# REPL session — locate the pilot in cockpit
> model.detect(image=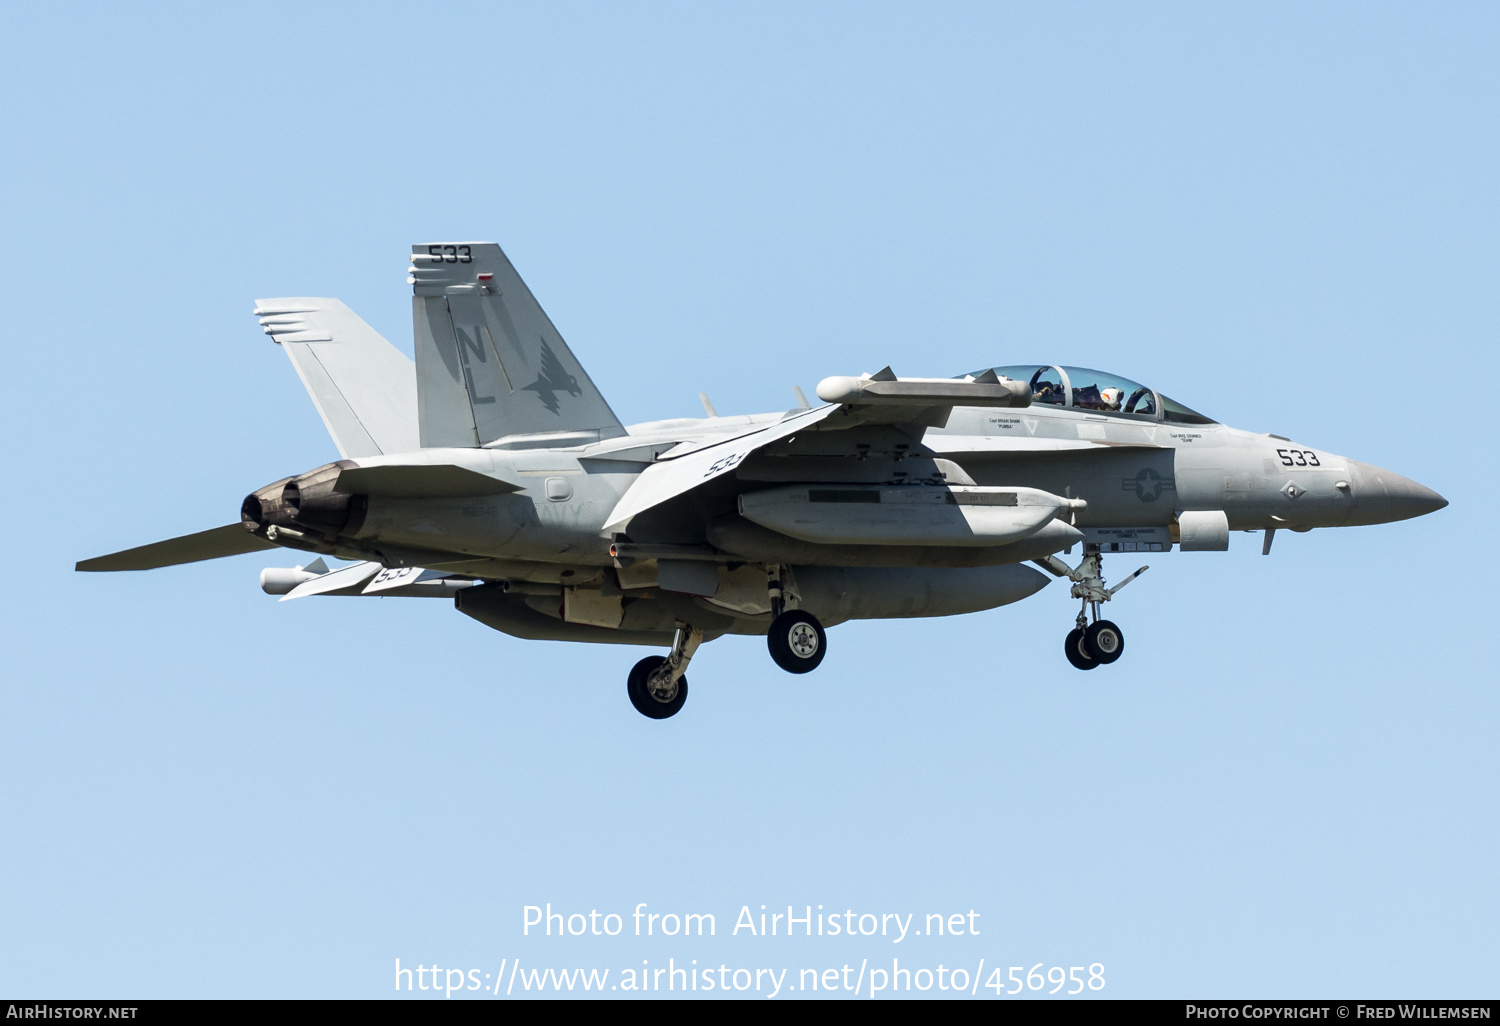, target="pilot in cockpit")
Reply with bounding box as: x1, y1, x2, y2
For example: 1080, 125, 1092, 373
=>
1033, 379, 1065, 404
1071, 383, 1123, 412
